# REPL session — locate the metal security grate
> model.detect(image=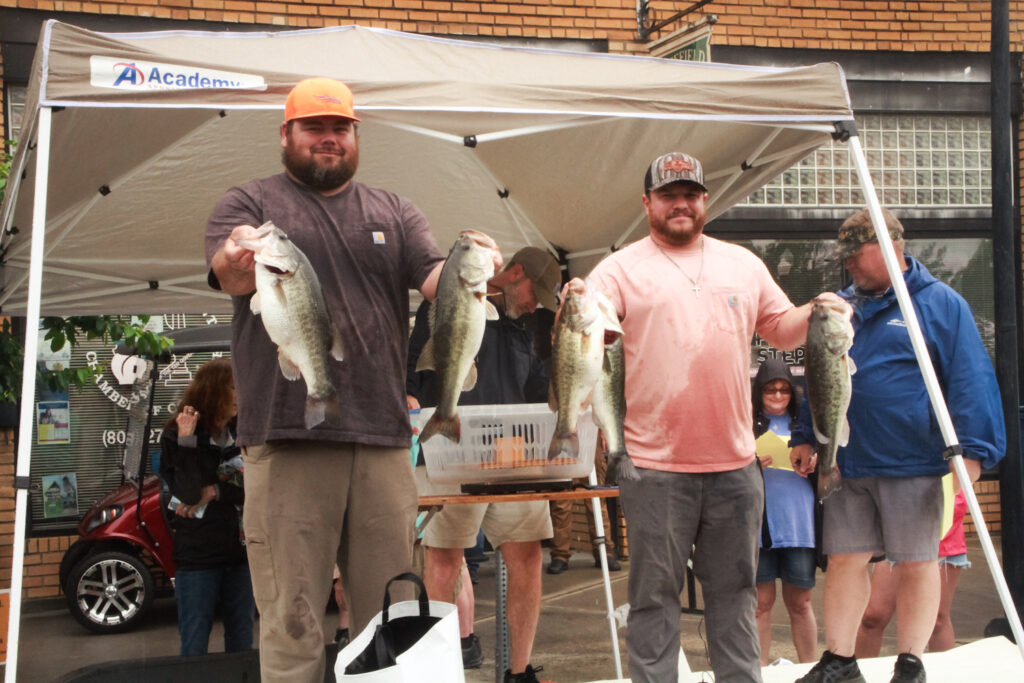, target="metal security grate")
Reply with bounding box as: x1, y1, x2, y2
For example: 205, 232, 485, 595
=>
744, 114, 992, 208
